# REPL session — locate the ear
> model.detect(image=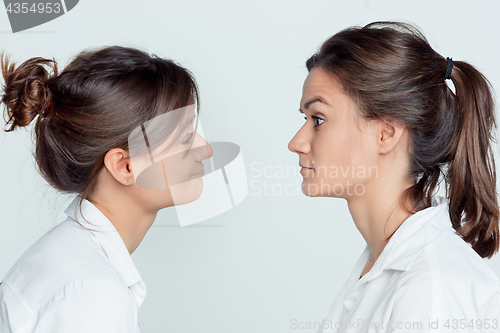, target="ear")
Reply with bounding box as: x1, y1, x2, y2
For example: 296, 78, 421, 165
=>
103, 148, 134, 185
377, 117, 406, 154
